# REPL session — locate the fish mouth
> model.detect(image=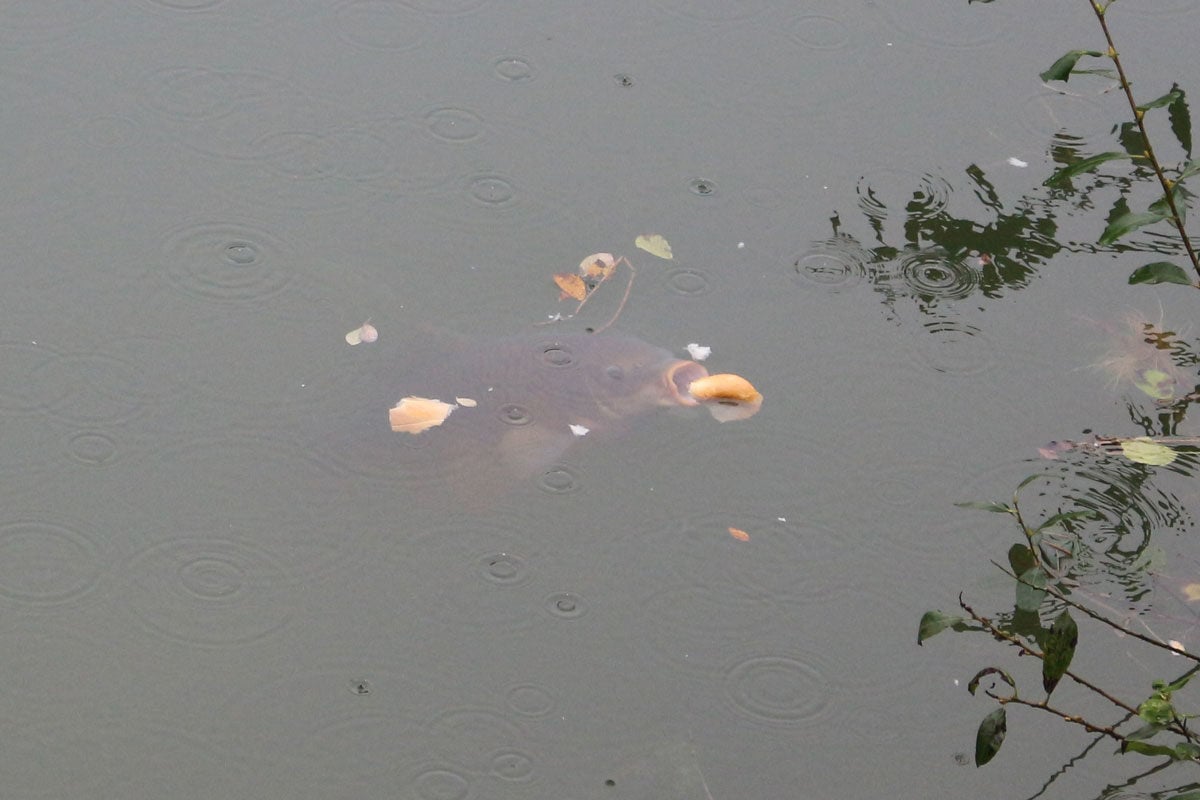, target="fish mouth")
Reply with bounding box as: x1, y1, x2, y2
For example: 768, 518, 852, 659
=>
663, 360, 710, 406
